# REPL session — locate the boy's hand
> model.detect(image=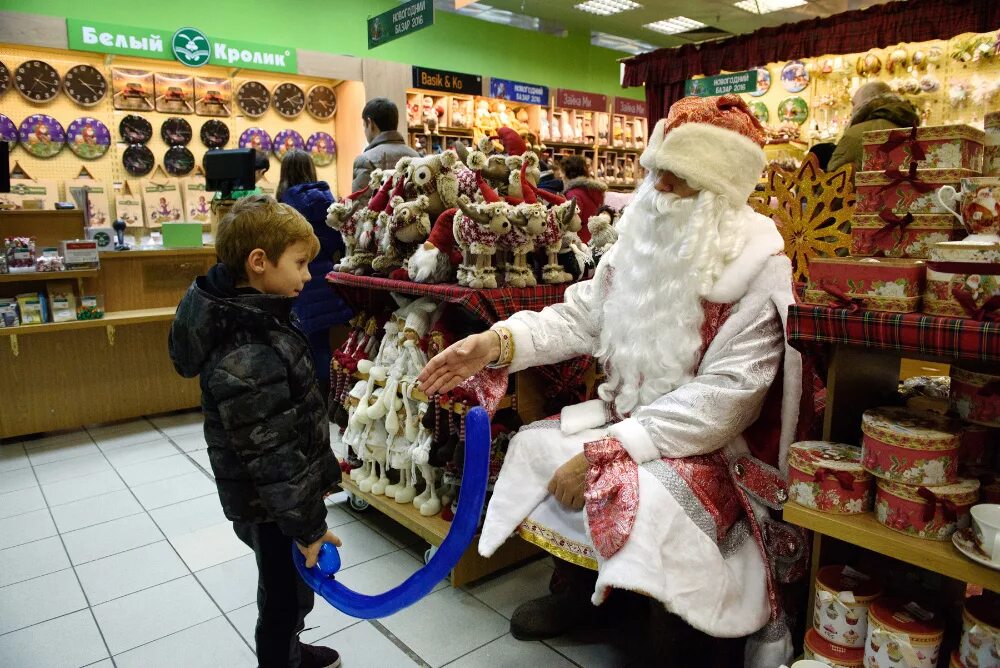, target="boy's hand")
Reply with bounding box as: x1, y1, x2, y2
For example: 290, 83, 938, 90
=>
297, 530, 343, 568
